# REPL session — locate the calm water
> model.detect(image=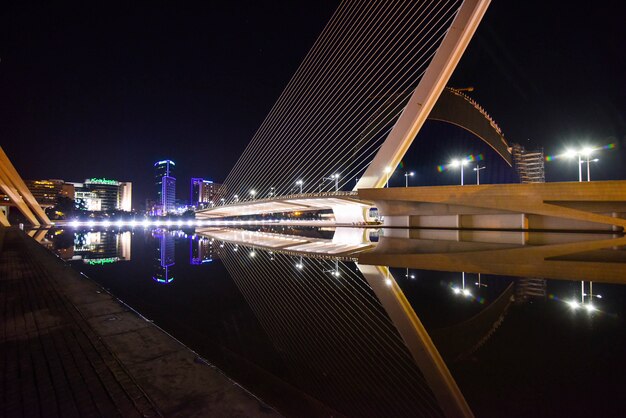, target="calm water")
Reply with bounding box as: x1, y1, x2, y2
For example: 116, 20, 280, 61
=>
42, 226, 626, 417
